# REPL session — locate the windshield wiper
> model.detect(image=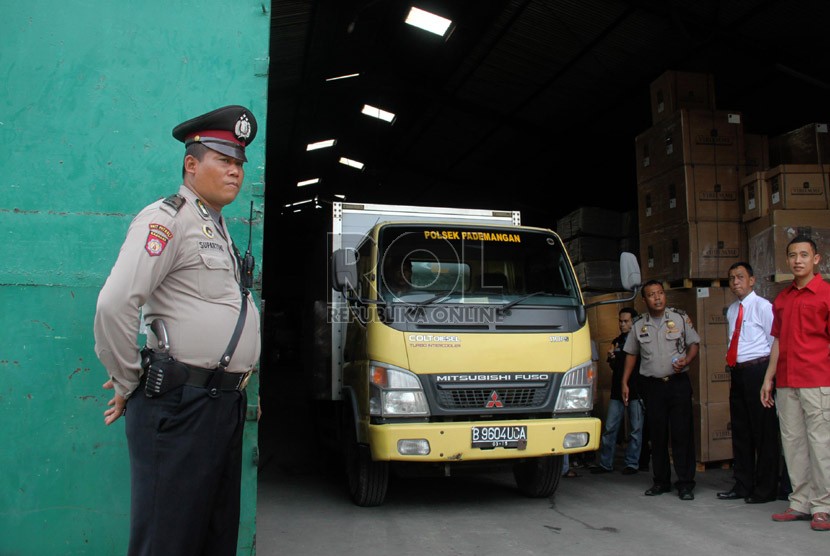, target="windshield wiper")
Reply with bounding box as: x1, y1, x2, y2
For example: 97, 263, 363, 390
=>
412, 290, 457, 306
497, 291, 555, 313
